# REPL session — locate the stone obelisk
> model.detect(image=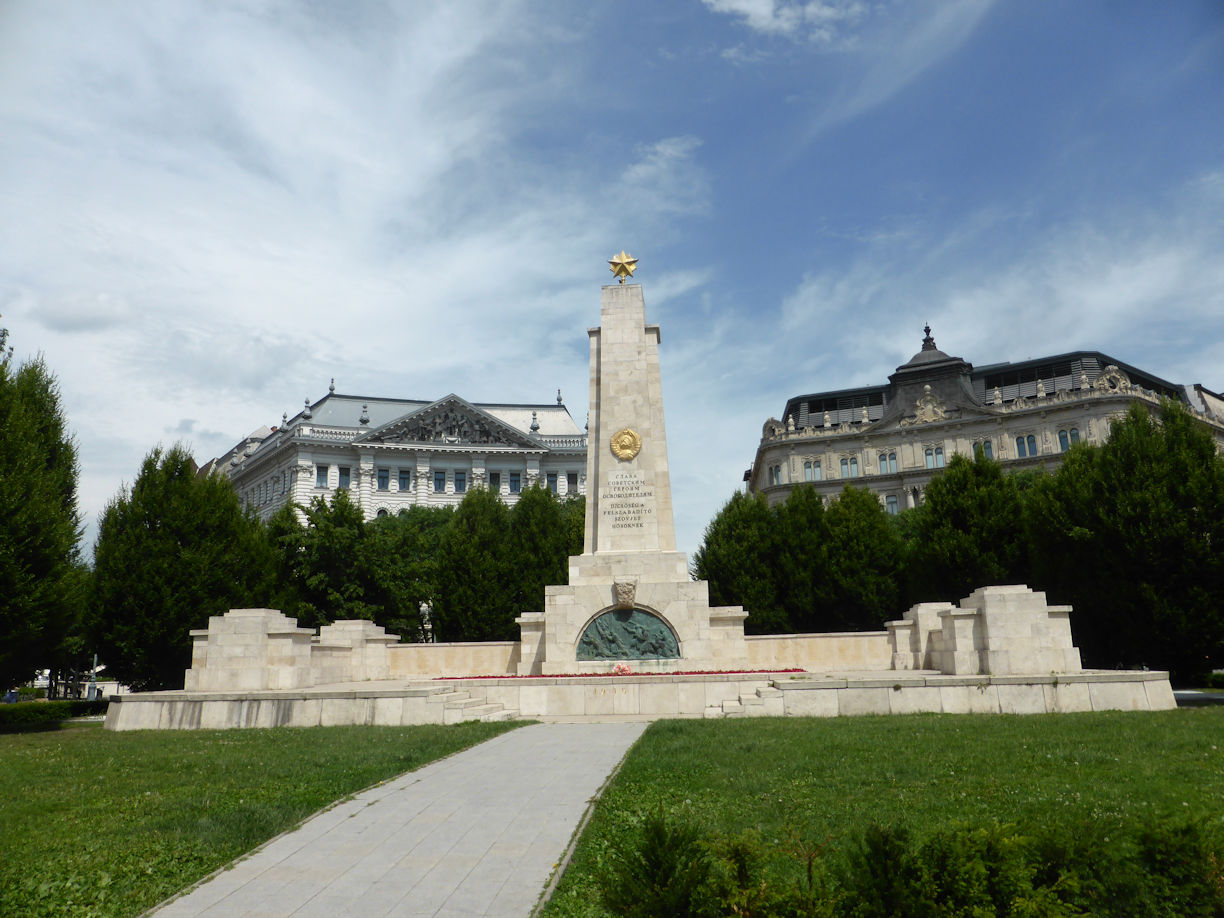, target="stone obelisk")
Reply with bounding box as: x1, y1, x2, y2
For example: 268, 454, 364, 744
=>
584, 280, 677, 556
516, 256, 748, 674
